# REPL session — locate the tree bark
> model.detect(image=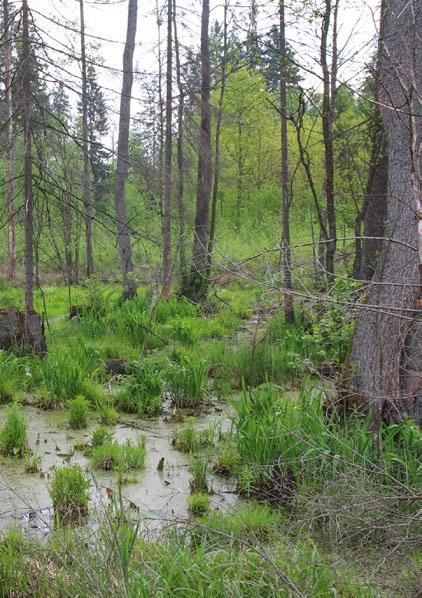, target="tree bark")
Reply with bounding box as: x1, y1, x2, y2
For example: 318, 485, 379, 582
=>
114, 0, 138, 299
173, 0, 186, 278
3, 0, 15, 280
347, 0, 422, 427
182, 0, 212, 302
279, 0, 294, 323
320, 0, 337, 279
162, 0, 173, 298
79, 0, 94, 277
207, 0, 228, 277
